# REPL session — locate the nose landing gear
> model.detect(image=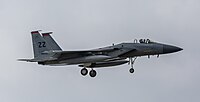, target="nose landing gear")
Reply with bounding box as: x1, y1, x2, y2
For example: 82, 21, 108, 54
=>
129, 57, 137, 74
